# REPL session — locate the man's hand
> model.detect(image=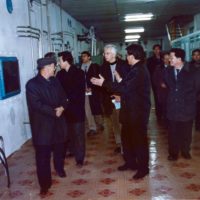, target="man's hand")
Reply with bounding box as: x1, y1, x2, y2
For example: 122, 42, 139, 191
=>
86, 88, 92, 92
161, 83, 167, 88
113, 70, 122, 83
111, 95, 121, 102
55, 106, 64, 117
91, 74, 105, 86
